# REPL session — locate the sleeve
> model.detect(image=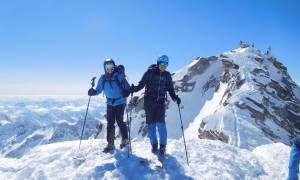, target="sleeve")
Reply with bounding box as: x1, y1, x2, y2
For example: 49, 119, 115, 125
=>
135, 70, 150, 92
166, 72, 177, 100
95, 75, 104, 95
